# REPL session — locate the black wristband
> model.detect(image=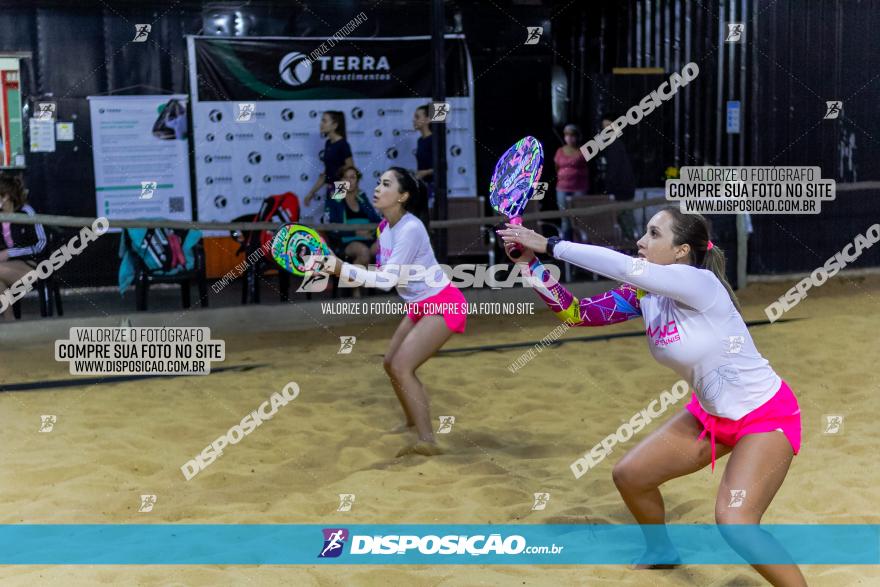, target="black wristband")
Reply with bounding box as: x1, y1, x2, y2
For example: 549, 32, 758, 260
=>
546, 236, 562, 257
